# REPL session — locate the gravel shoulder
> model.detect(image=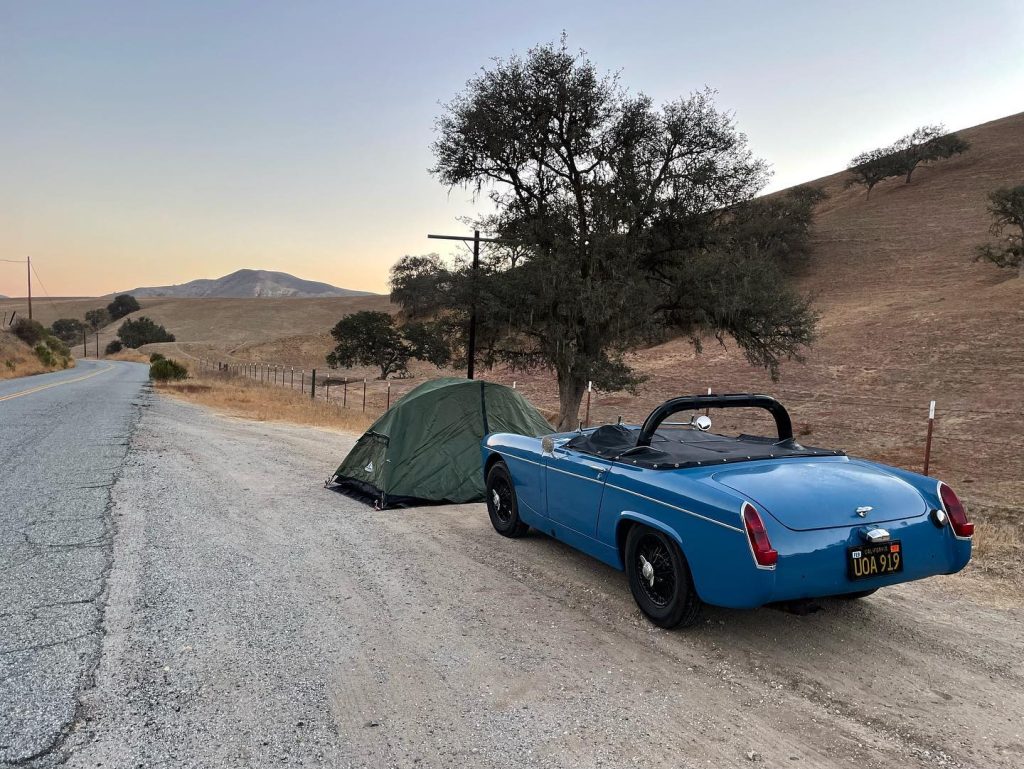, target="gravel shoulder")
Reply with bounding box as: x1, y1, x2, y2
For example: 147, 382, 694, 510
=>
36, 394, 1024, 768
